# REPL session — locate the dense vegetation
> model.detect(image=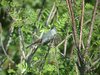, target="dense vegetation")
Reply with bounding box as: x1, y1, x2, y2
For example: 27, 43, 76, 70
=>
0, 0, 100, 75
